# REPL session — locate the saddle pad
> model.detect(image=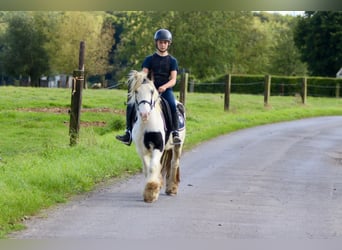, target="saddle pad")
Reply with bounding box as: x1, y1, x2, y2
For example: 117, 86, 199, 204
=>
160, 97, 185, 131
